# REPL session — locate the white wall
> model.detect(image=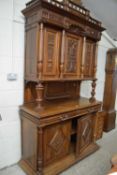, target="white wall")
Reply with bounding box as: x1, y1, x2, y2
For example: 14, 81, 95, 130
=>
0, 0, 29, 169
0, 0, 117, 170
